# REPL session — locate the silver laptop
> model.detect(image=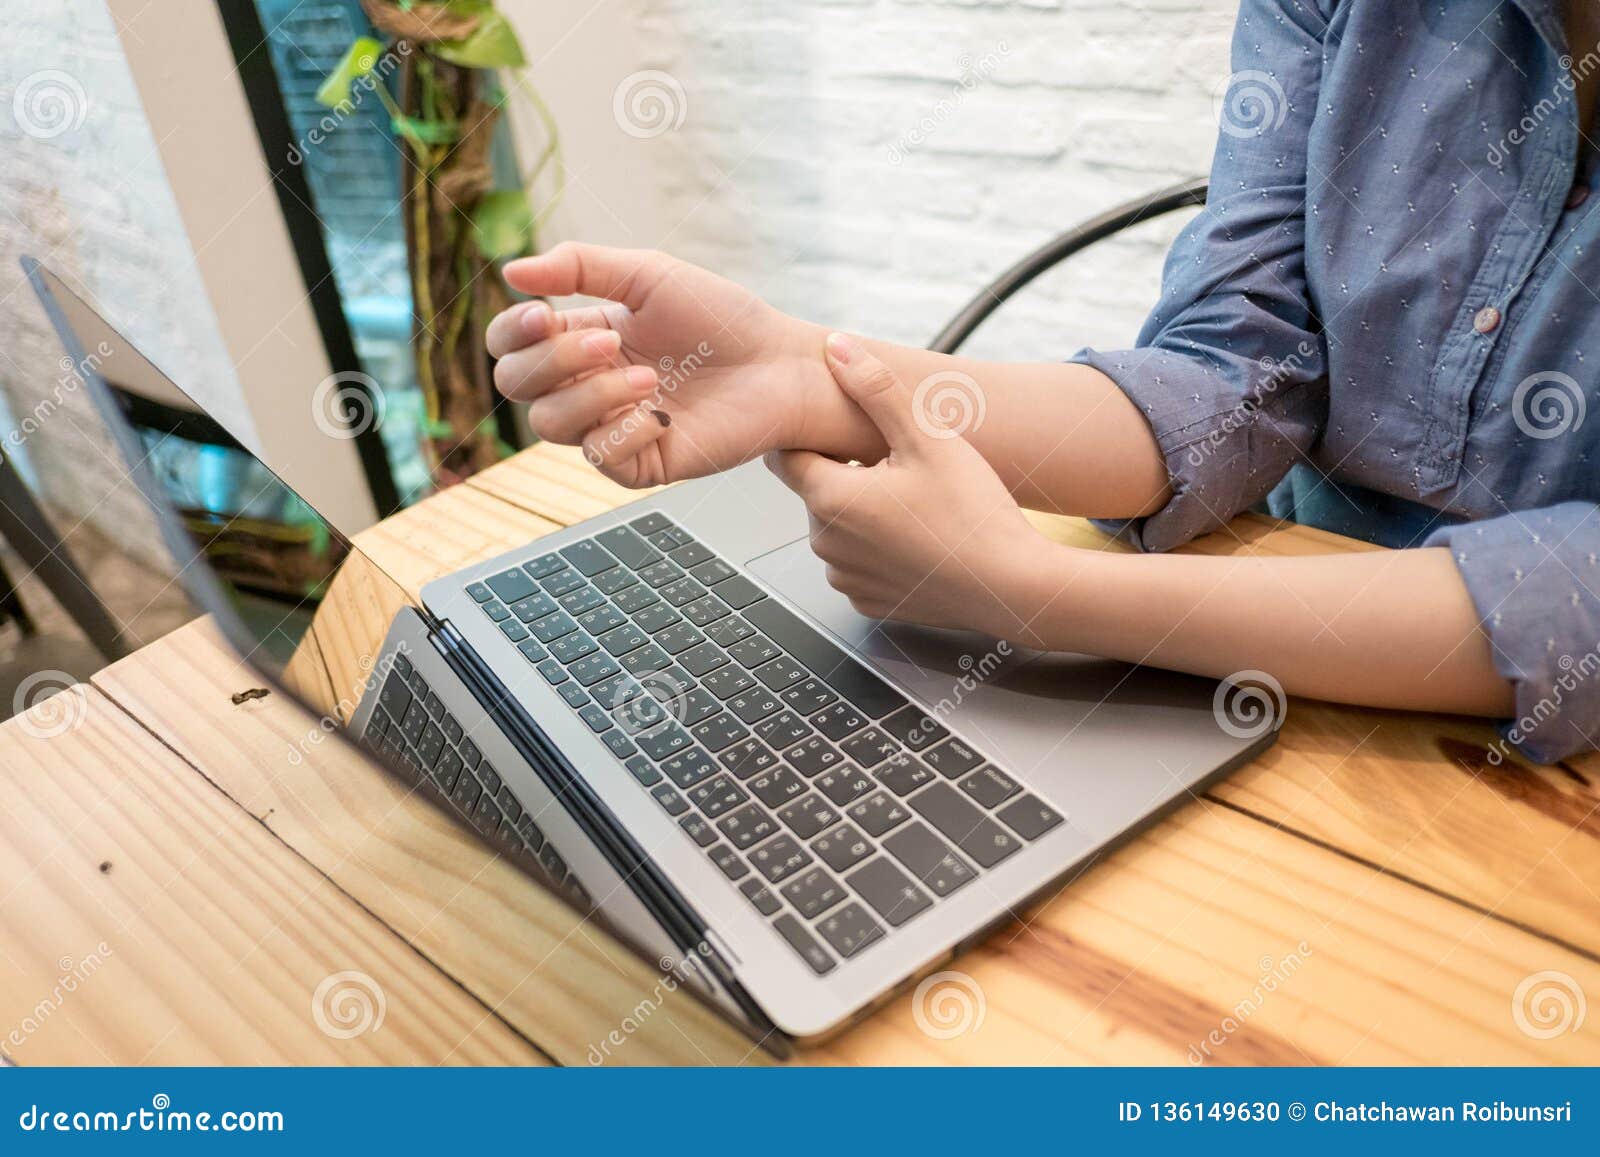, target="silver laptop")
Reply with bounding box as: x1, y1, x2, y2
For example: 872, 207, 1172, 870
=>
26, 258, 1275, 1047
